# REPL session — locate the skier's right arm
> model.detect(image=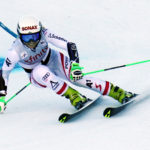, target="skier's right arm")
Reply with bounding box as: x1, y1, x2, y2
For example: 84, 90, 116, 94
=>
0, 49, 19, 112
0, 70, 7, 112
